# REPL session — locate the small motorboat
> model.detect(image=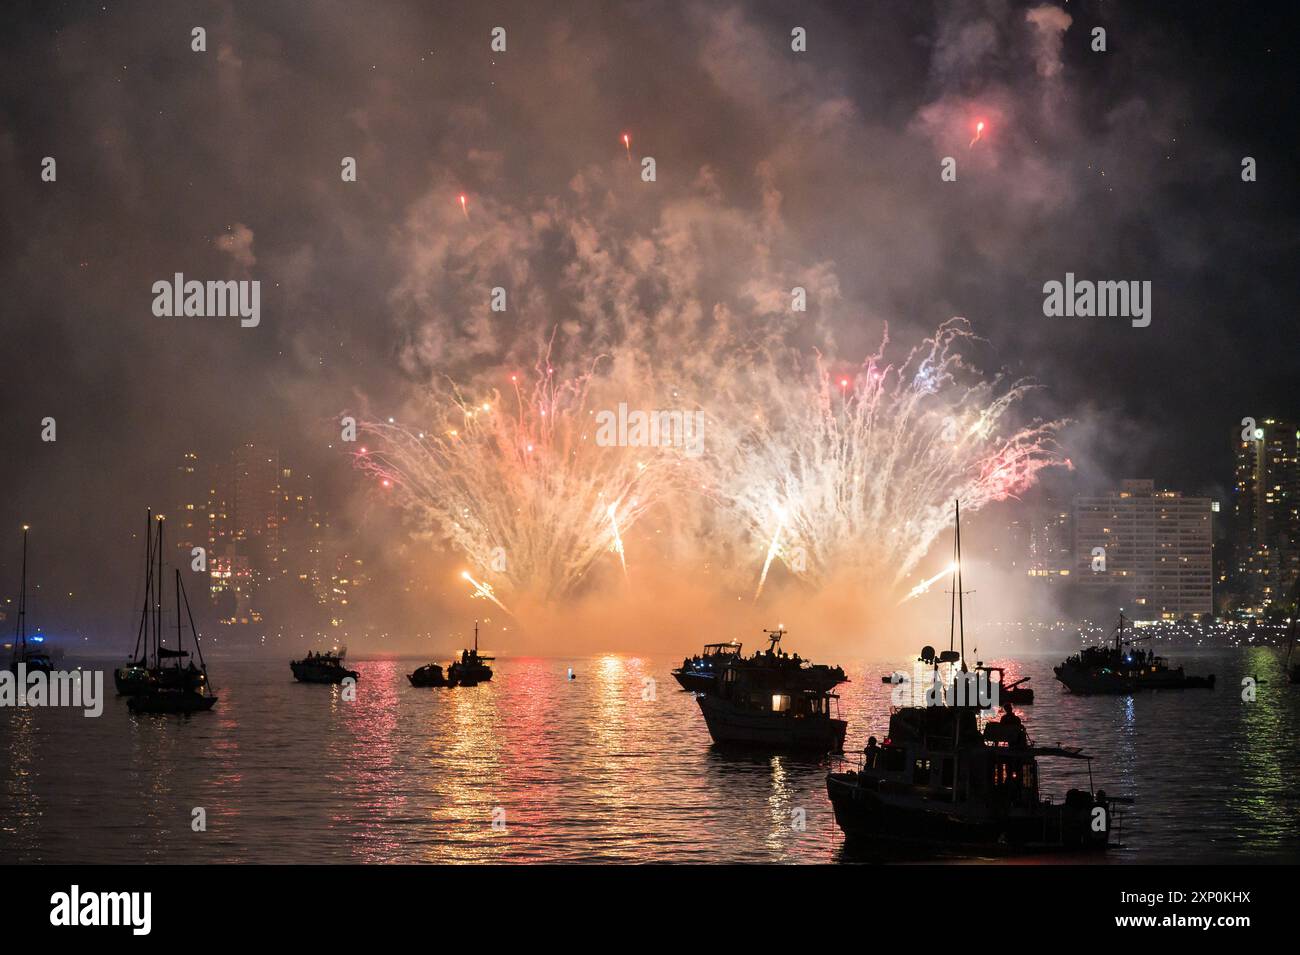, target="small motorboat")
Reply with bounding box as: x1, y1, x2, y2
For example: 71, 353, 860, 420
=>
291, 650, 359, 684
407, 663, 454, 687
